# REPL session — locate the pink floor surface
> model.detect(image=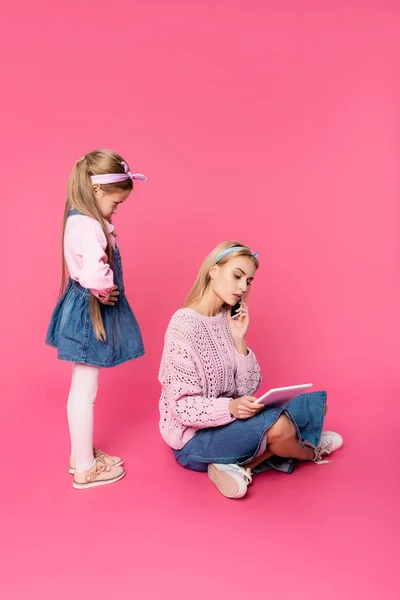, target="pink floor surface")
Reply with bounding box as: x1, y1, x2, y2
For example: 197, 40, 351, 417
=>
1, 381, 398, 599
